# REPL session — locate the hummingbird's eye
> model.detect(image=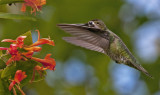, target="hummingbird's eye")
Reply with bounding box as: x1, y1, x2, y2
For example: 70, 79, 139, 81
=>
88, 21, 94, 25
